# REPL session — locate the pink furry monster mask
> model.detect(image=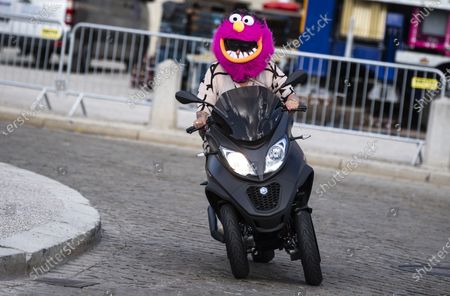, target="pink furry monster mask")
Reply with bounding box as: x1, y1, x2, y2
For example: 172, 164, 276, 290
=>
212, 10, 274, 83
